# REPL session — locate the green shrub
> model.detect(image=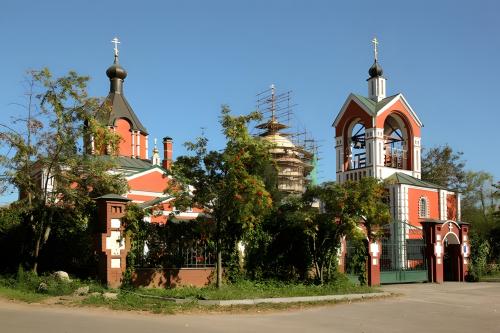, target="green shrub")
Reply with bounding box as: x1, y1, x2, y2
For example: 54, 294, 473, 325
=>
466, 236, 490, 282
0, 267, 106, 297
